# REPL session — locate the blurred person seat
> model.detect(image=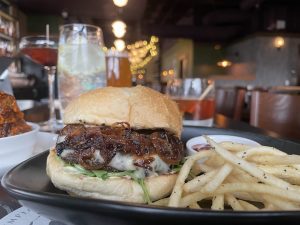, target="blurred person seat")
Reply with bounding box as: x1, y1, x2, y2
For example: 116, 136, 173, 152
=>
215, 87, 246, 121
250, 91, 300, 140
